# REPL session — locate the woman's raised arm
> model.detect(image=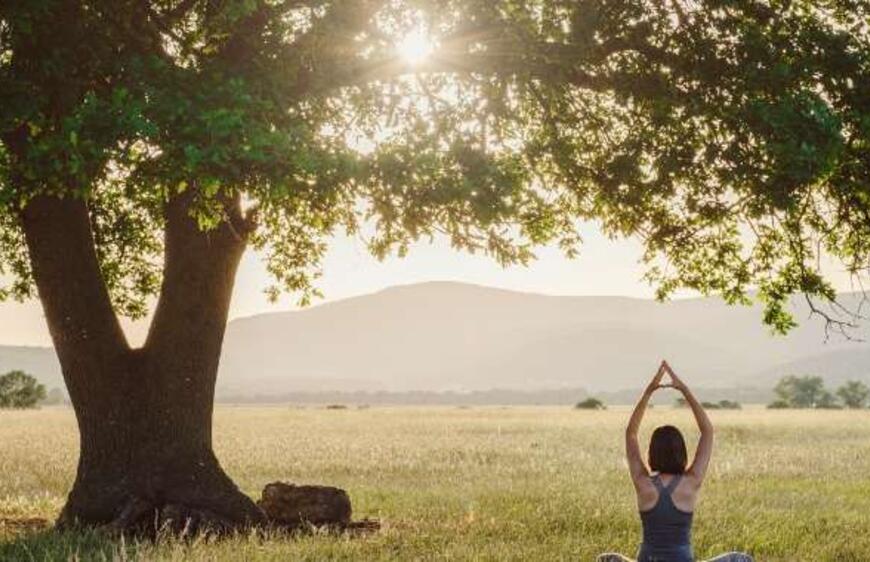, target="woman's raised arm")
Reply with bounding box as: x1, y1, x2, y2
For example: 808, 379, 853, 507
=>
664, 362, 714, 482
625, 363, 666, 482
